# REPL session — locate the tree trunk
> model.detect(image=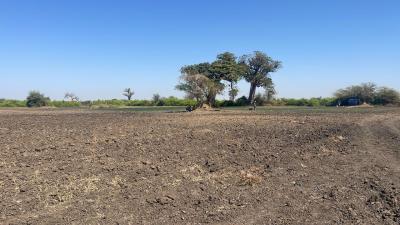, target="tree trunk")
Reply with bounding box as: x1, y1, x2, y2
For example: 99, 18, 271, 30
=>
194, 96, 203, 109
229, 82, 235, 101
207, 94, 216, 107
248, 83, 257, 104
